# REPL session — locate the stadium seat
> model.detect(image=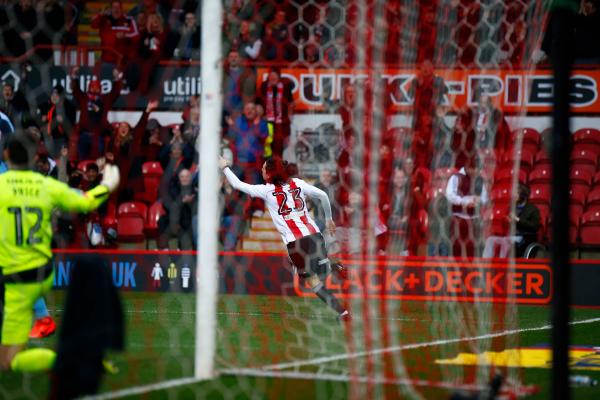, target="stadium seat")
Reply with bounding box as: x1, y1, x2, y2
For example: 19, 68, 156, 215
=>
529, 184, 551, 217
101, 201, 117, 232
570, 167, 593, 193
77, 159, 97, 172
499, 149, 534, 173
144, 201, 166, 241
521, 128, 541, 155
586, 187, 600, 208
593, 171, 600, 188
529, 166, 552, 186
580, 208, 600, 246
569, 187, 587, 219
116, 202, 148, 243
494, 167, 527, 185
491, 183, 513, 206
548, 213, 580, 247
135, 162, 164, 204
571, 148, 598, 175
534, 149, 551, 168
573, 128, 600, 154
489, 206, 509, 236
